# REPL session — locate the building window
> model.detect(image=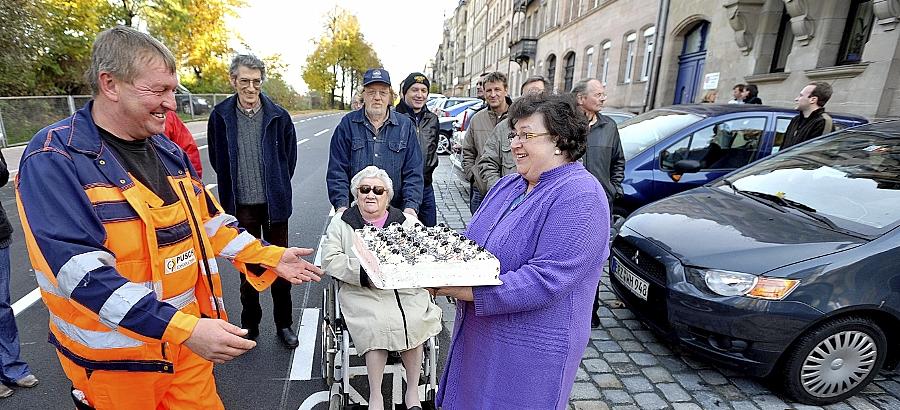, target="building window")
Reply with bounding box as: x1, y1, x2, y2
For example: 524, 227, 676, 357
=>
623, 32, 637, 84
585, 46, 595, 77
543, 1, 551, 30
770, 6, 793, 73
547, 54, 557, 90
600, 41, 611, 85
640, 26, 655, 81
837, 0, 874, 65
564, 52, 576, 91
